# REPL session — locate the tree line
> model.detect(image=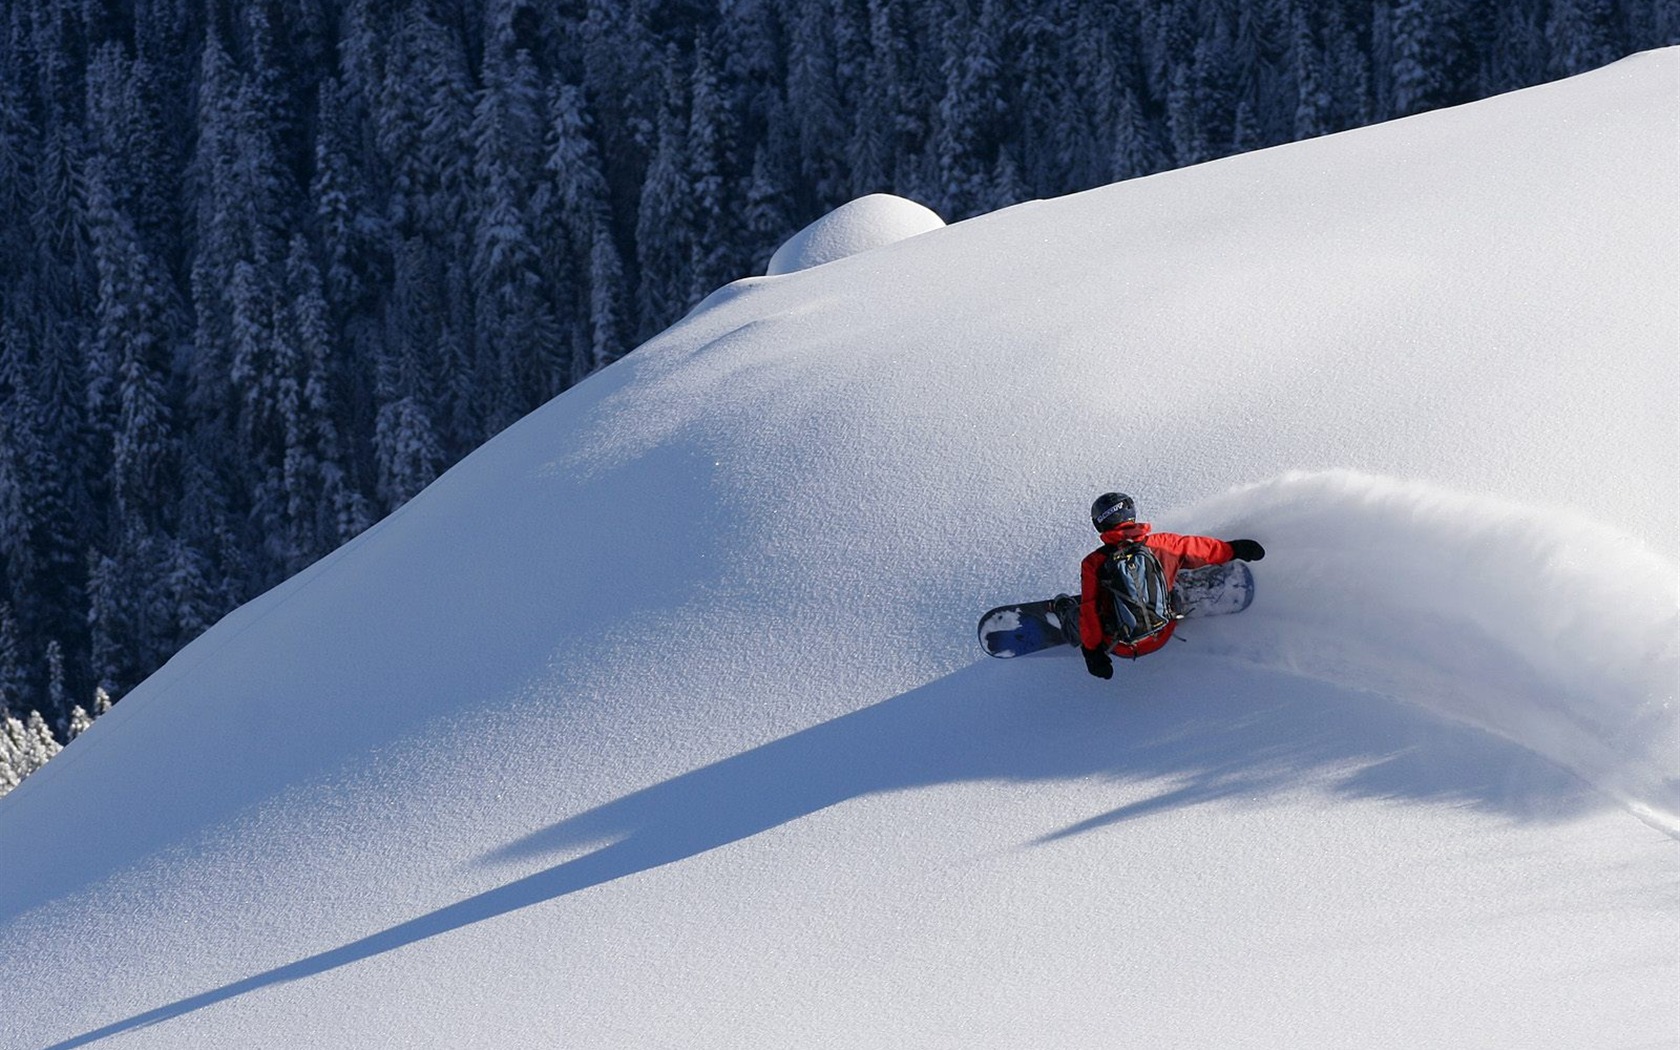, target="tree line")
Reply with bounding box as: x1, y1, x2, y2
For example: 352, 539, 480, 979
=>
0, 0, 1672, 787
